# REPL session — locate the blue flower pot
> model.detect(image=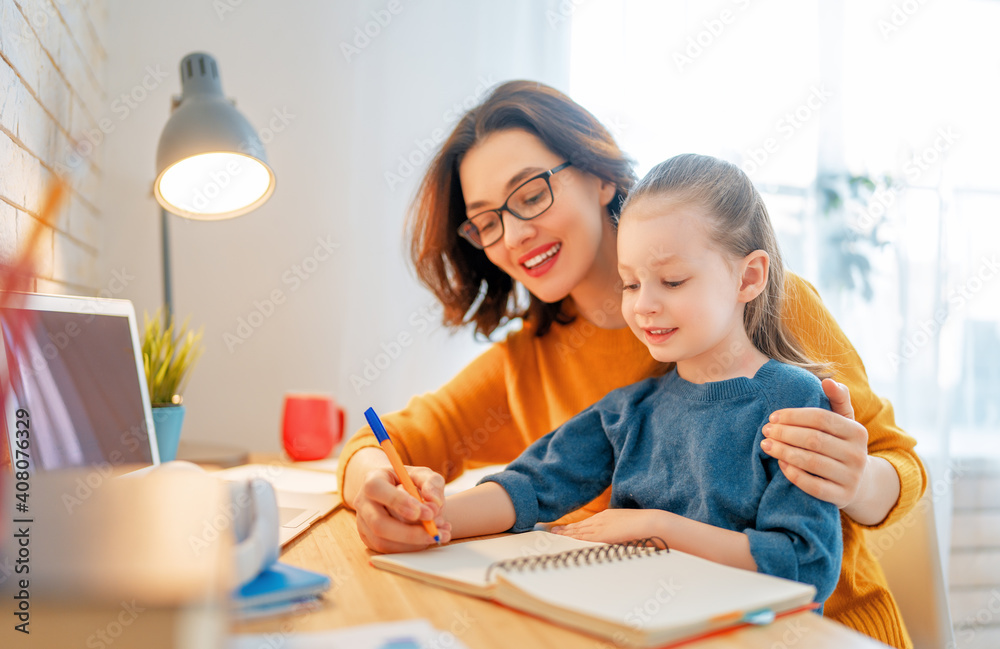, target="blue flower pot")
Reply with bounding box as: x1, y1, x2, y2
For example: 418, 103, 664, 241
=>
152, 405, 185, 462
